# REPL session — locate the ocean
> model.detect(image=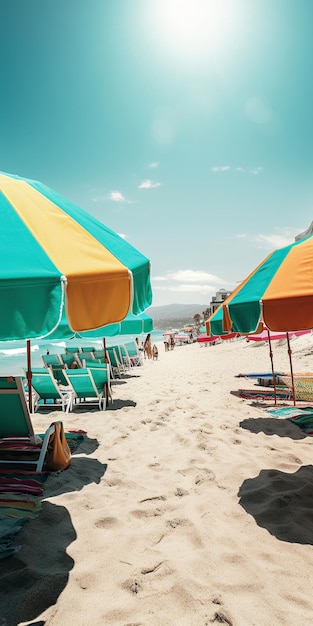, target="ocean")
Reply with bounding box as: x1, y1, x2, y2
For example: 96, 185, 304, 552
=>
0, 330, 166, 376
